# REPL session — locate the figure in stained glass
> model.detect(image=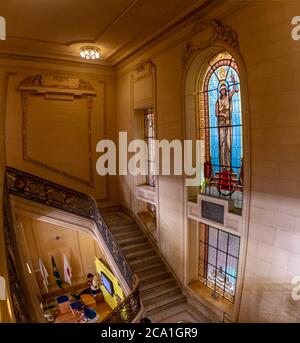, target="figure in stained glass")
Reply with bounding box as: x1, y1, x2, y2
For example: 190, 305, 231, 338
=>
199, 52, 243, 209
215, 72, 239, 170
